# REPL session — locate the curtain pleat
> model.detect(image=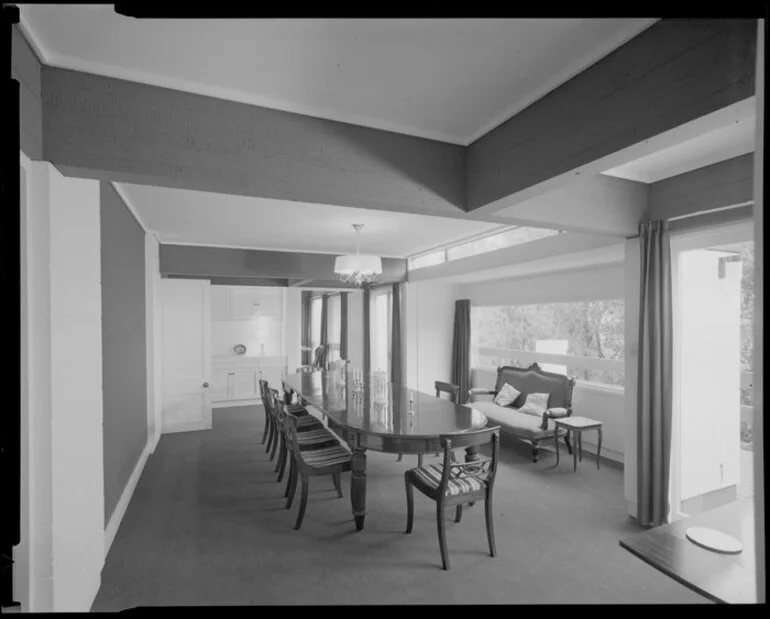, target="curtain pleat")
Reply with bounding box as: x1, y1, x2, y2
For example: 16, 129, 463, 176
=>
340, 292, 349, 361
390, 283, 403, 386
300, 290, 312, 366
637, 220, 673, 528
320, 294, 329, 365
451, 299, 471, 405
